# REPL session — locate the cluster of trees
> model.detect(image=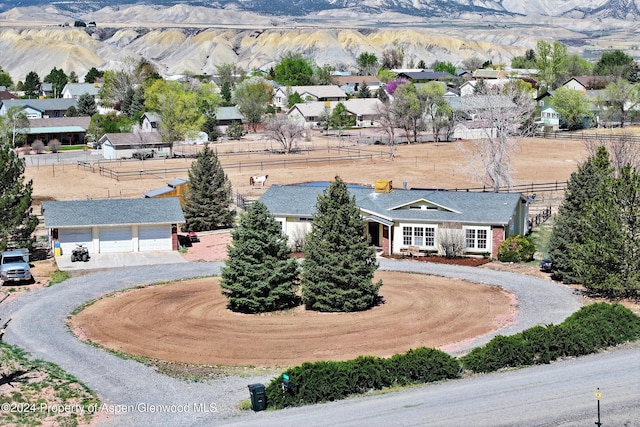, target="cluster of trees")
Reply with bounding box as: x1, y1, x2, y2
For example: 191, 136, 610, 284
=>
220, 177, 382, 314
549, 145, 640, 297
